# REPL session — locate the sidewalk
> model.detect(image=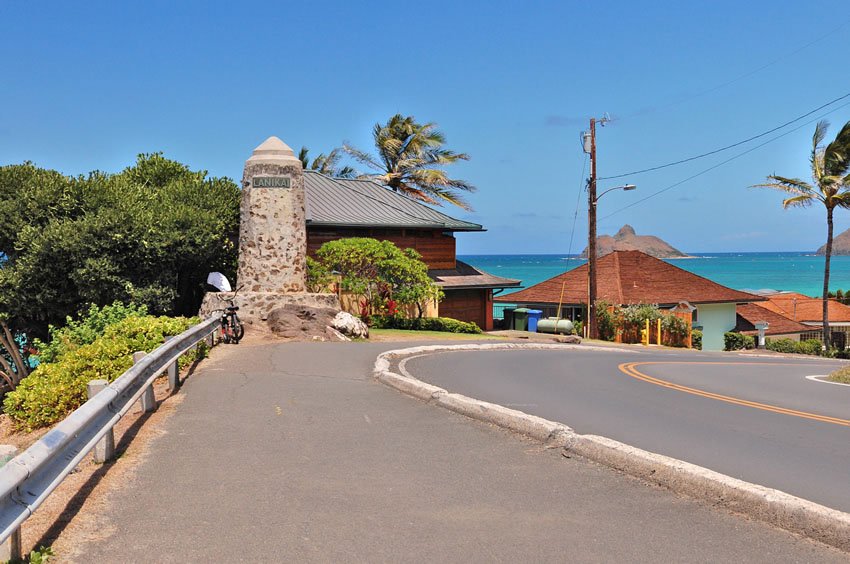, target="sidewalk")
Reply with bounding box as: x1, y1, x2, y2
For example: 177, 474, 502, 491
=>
65, 340, 845, 562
